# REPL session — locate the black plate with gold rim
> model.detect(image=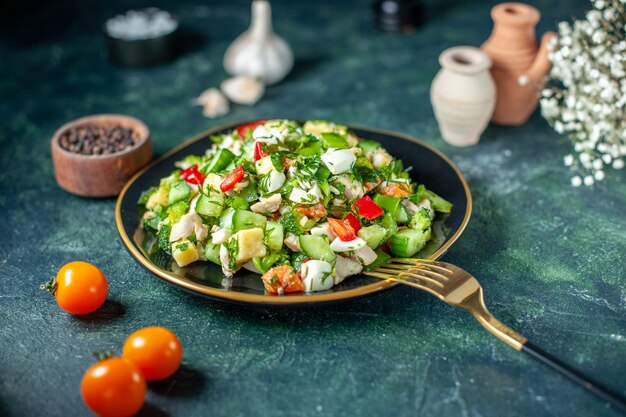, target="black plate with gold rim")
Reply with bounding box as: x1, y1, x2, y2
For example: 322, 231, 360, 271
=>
115, 121, 471, 306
